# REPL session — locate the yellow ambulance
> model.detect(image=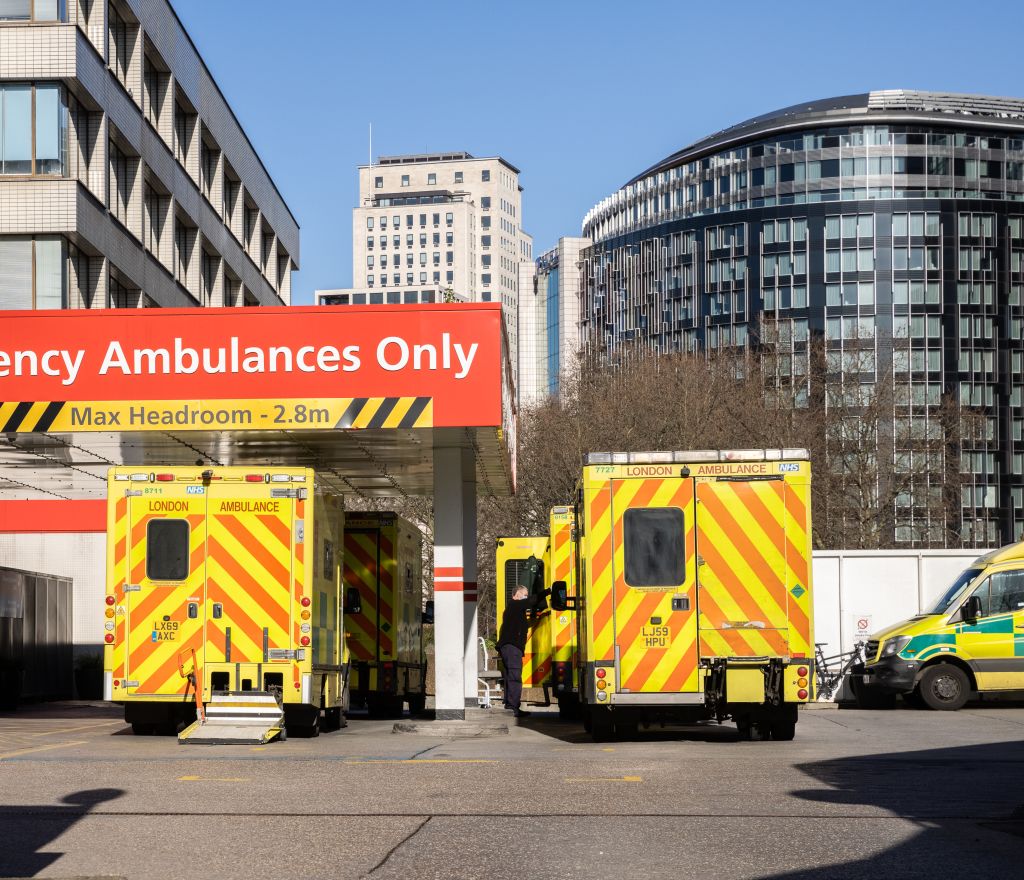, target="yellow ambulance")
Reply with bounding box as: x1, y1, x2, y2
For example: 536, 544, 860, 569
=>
103, 466, 348, 739
558, 449, 814, 741
863, 542, 1024, 709
343, 512, 427, 717
495, 535, 550, 692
